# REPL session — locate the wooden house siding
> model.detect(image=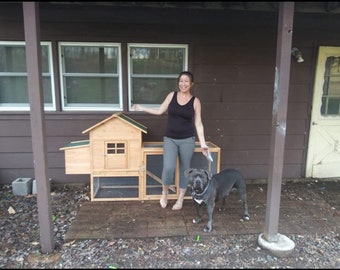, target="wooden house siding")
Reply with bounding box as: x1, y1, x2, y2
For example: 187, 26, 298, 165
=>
0, 3, 339, 184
